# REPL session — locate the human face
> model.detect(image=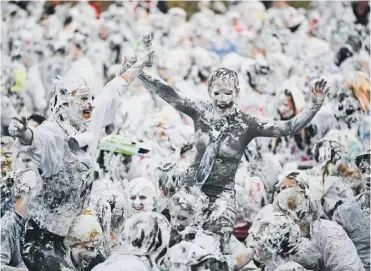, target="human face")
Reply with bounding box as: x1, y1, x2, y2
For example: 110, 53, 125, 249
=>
0, 138, 13, 175
278, 177, 301, 193
111, 204, 126, 233
71, 242, 98, 269
153, 123, 173, 149
169, 204, 194, 233
73, 91, 94, 121
209, 78, 237, 115
0, 151, 12, 175
129, 186, 155, 213
275, 187, 311, 224
65, 89, 94, 126
98, 25, 109, 40
278, 93, 295, 119
332, 92, 360, 128
359, 159, 370, 194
